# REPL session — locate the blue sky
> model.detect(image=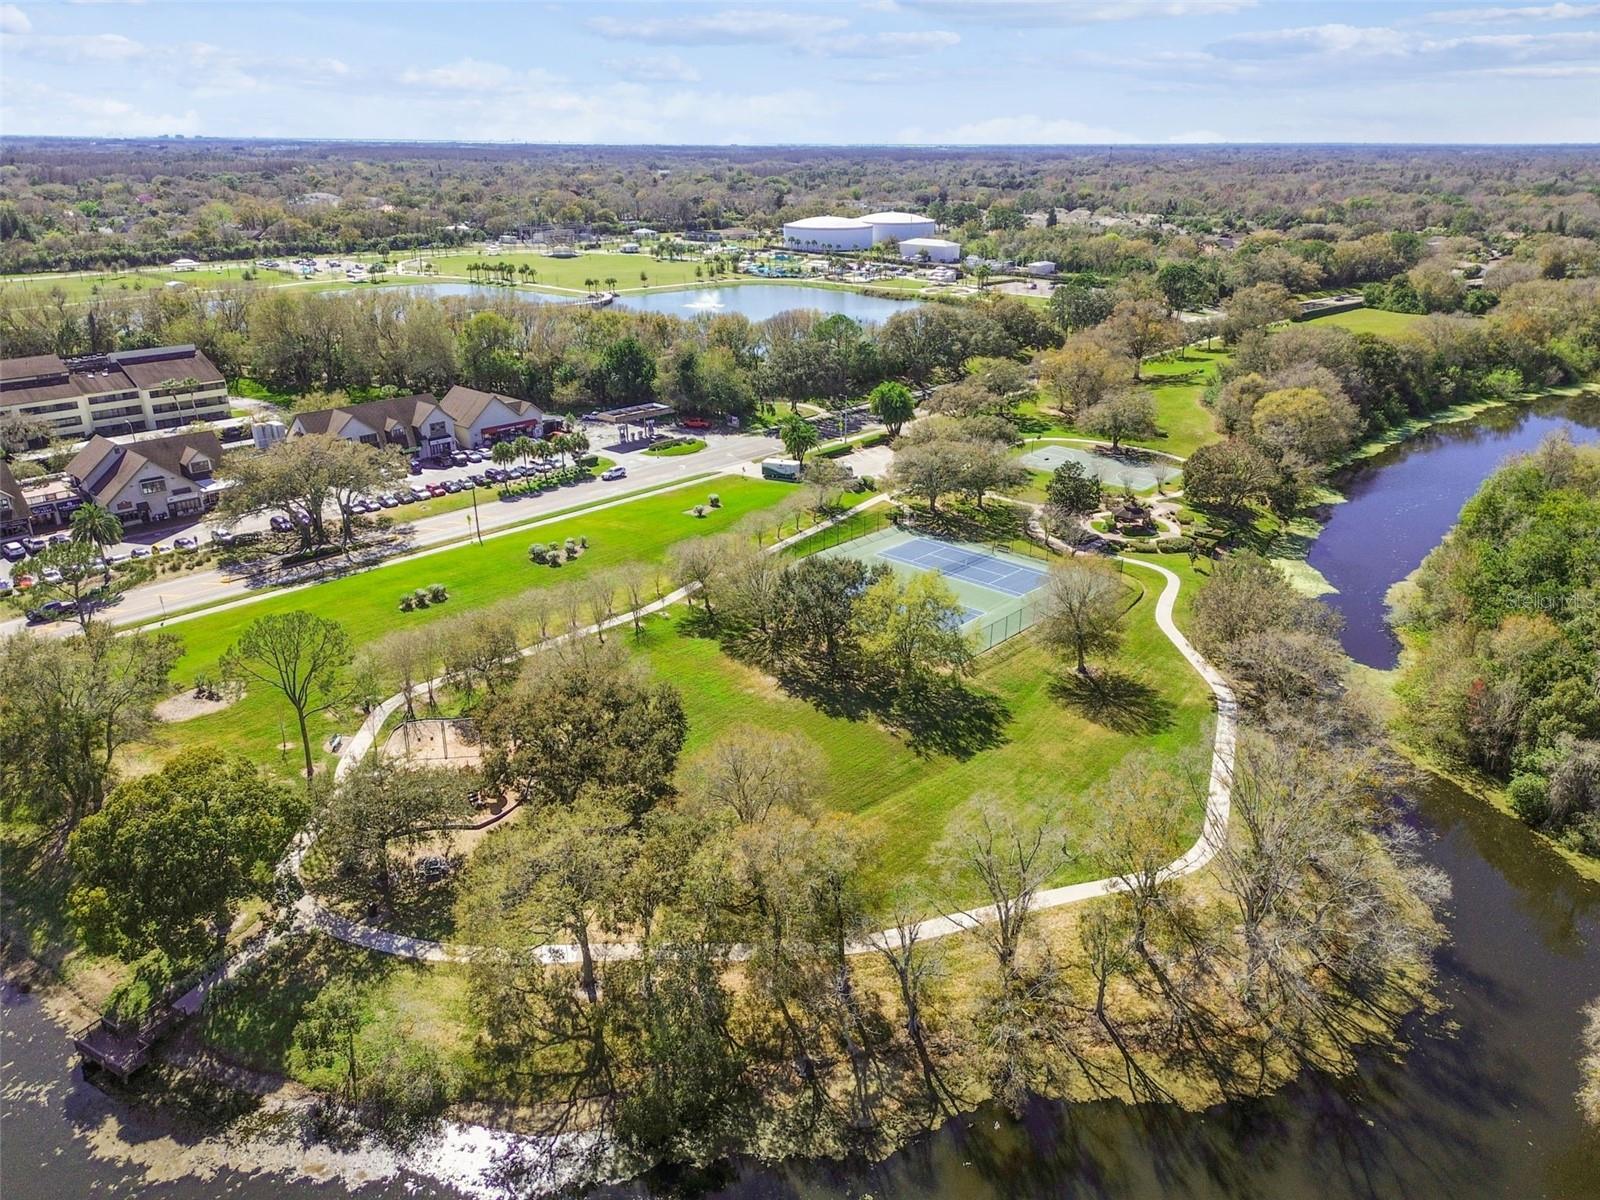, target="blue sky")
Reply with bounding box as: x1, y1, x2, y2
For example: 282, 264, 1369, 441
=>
2, 1, 1597, 143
